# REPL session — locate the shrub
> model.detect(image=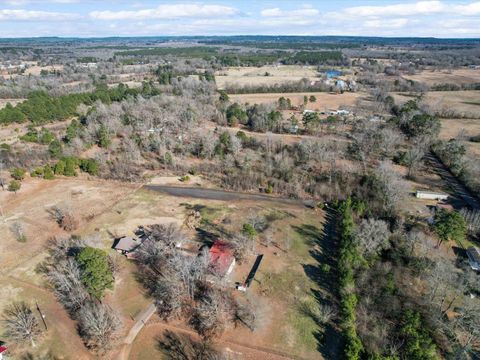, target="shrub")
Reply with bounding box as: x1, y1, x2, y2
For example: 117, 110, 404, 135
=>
10, 167, 26, 180
54, 160, 65, 175
79, 158, 99, 176
242, 223, 257, 238
179, 175, 190, 182
43, 165, 55, 180
30, 167, 44, 178
48, 139, 63, 158
8, 180, 21, 193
